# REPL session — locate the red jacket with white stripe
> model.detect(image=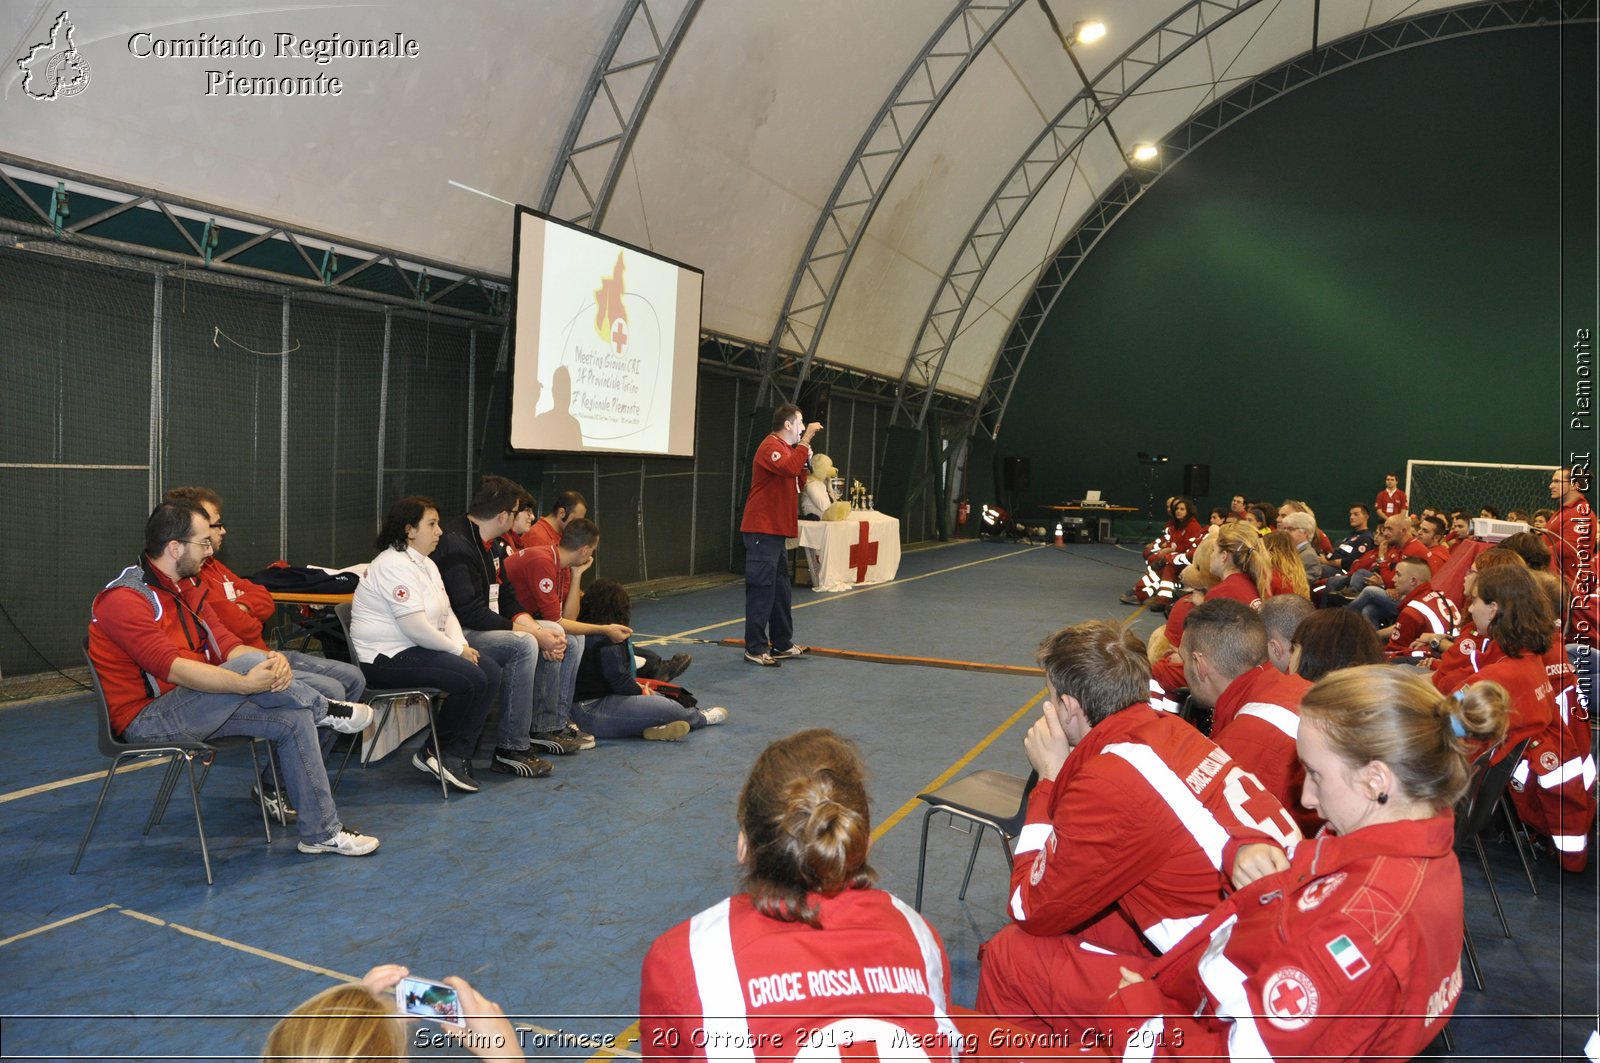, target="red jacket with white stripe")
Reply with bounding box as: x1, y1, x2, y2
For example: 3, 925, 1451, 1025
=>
1385, 582, 1461, 660
1210, 665, 1316, 837
740, 432, 809, 538
1008, 704, 1298, 953
1105, 815, 1464, 1062
640, 888, 958, 1062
